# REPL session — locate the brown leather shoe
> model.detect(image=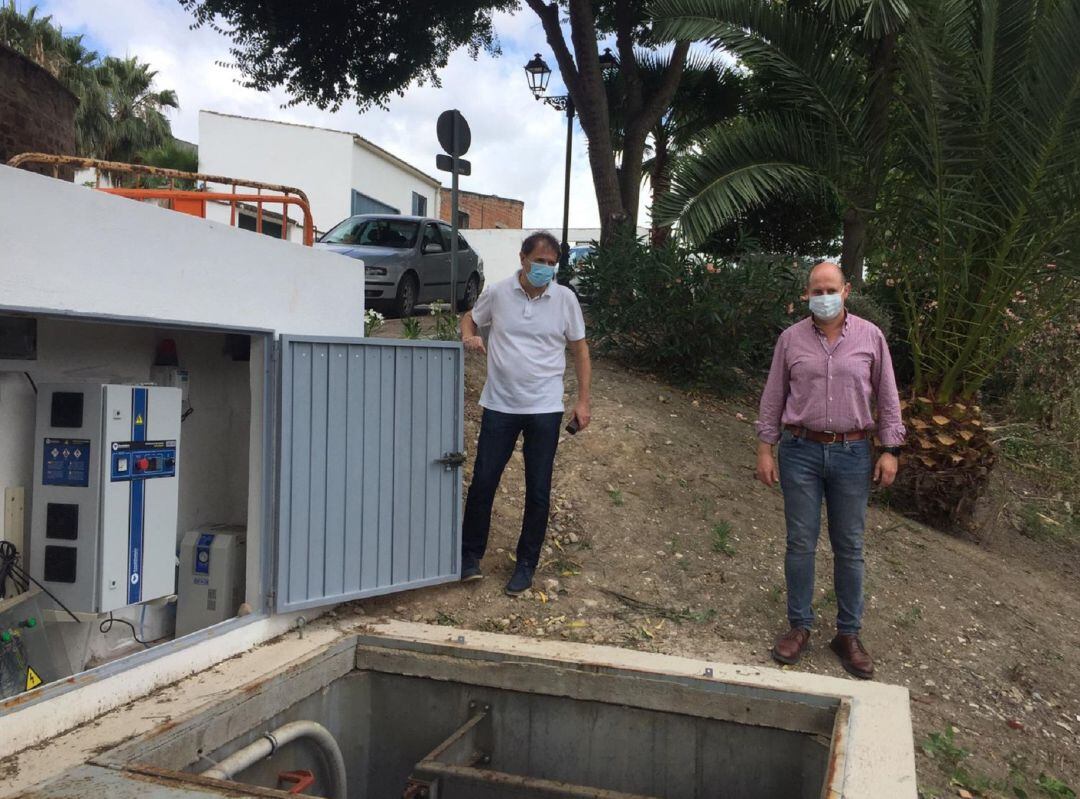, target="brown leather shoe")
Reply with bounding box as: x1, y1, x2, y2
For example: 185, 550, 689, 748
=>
829, 634, 874, 679
771, 627, 811, 665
